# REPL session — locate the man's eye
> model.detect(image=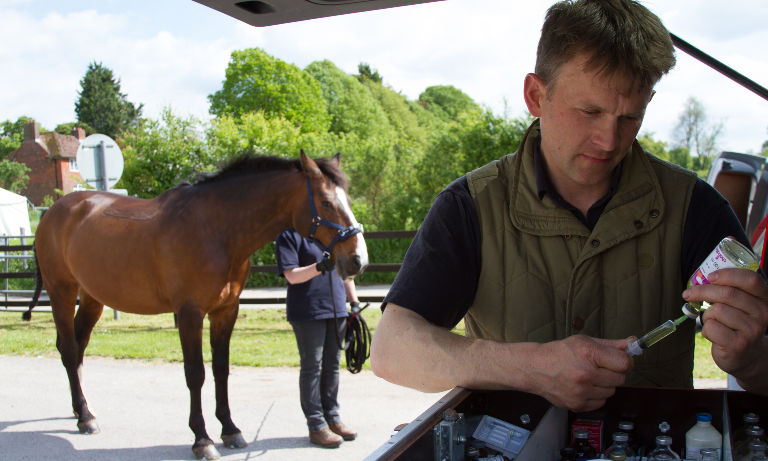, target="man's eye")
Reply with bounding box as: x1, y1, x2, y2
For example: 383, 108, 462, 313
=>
321, 201, 332, 209
582, 110, 598, 115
